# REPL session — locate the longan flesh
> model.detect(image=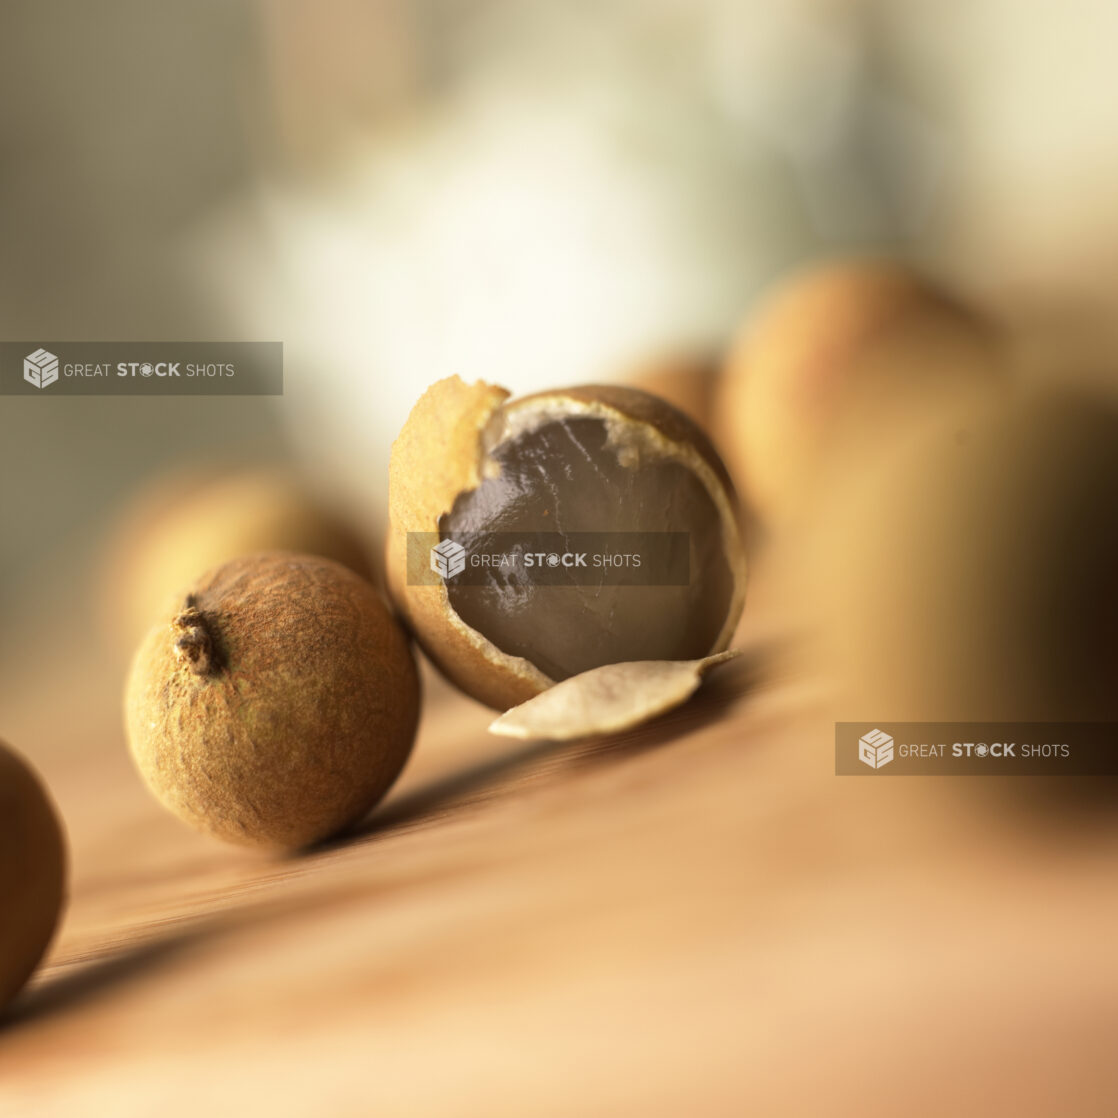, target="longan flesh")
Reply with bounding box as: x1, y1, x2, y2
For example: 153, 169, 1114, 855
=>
442, 416, 735, 681
0, 743, 66, 1012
